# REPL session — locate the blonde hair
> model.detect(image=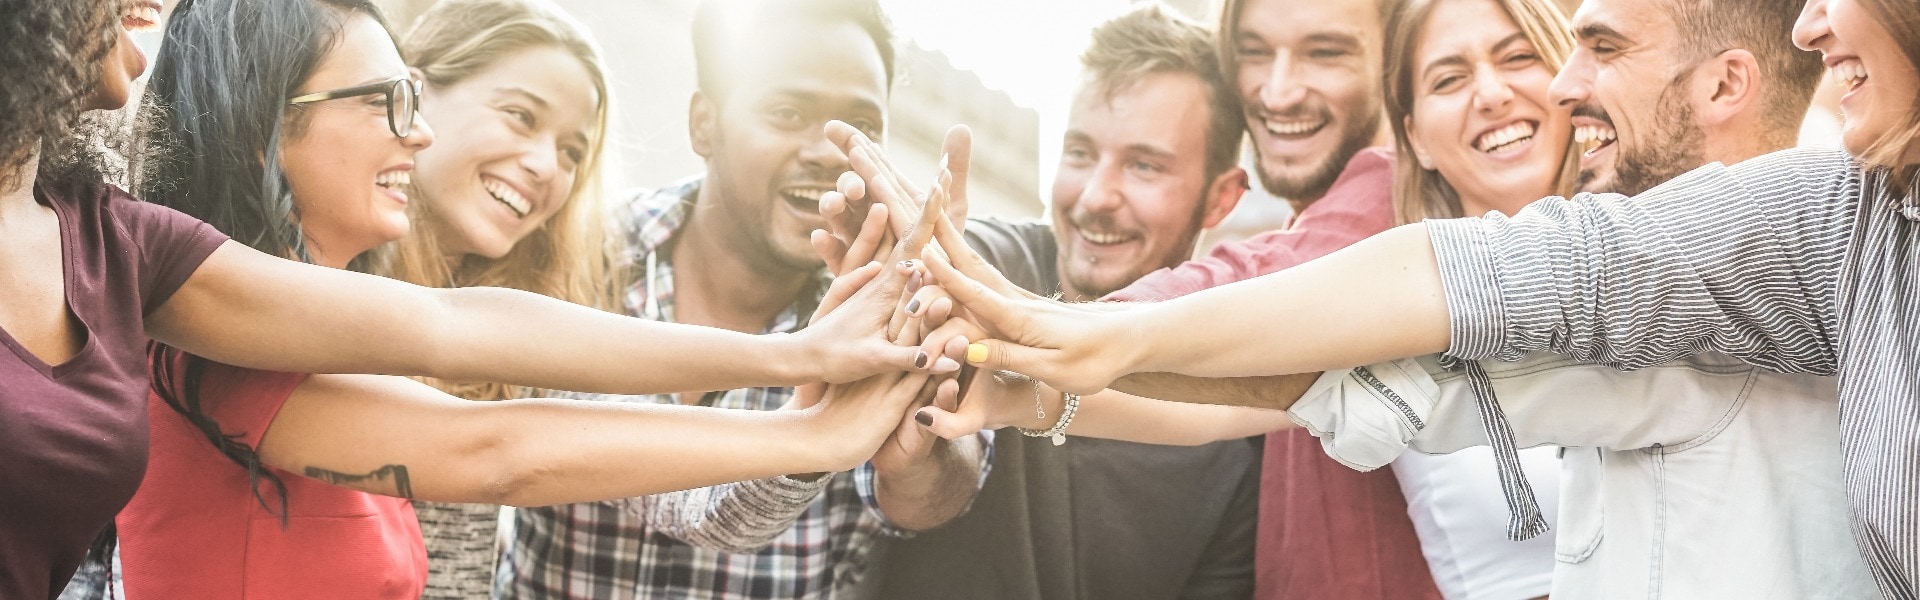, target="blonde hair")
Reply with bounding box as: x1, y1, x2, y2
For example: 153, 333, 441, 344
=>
1383, 0, 1578, 224
1855, 0, 1920, 183
386, 0, 621, 400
